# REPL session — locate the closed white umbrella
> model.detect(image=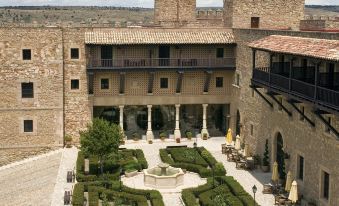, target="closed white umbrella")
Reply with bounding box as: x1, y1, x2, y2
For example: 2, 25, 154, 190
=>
285, 171, 293, 192
235, 135, 241, 150
288, 180, 298, 204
